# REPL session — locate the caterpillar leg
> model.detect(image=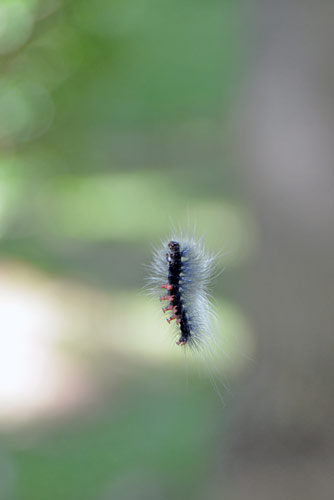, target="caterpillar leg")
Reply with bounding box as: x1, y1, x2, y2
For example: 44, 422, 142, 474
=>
160, 294, 174, 301
176, 338, 187, 346
166, 315, 181, 324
